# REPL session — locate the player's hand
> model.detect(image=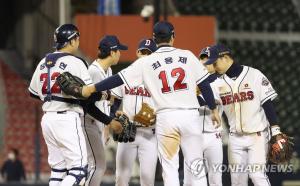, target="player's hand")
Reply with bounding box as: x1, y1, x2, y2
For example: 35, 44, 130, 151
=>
82, 85, 96, 98
109, 119, 123, 134
215, 100, 221, 105
115, 110, 127, 117
211, 109, 221, 128
108, 95, 115, 106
